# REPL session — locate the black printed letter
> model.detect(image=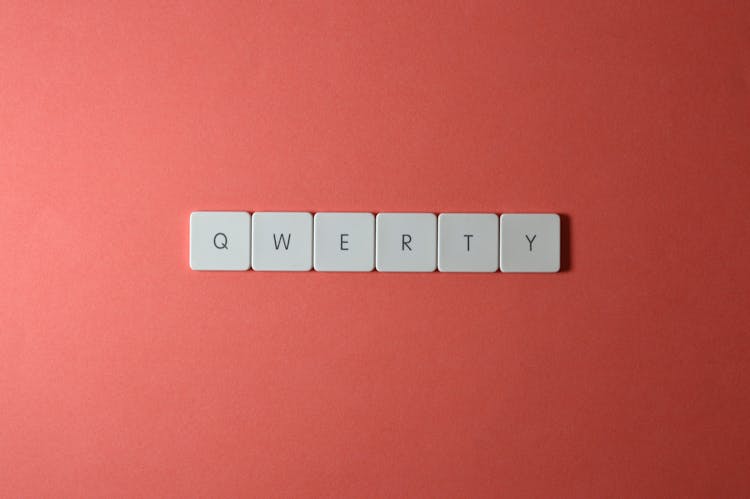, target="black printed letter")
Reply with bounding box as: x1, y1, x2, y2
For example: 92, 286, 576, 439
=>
402, 234, 413, 251
525, 234, 537, 252
464, 234, 473, 251
273, 233, 291, 250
